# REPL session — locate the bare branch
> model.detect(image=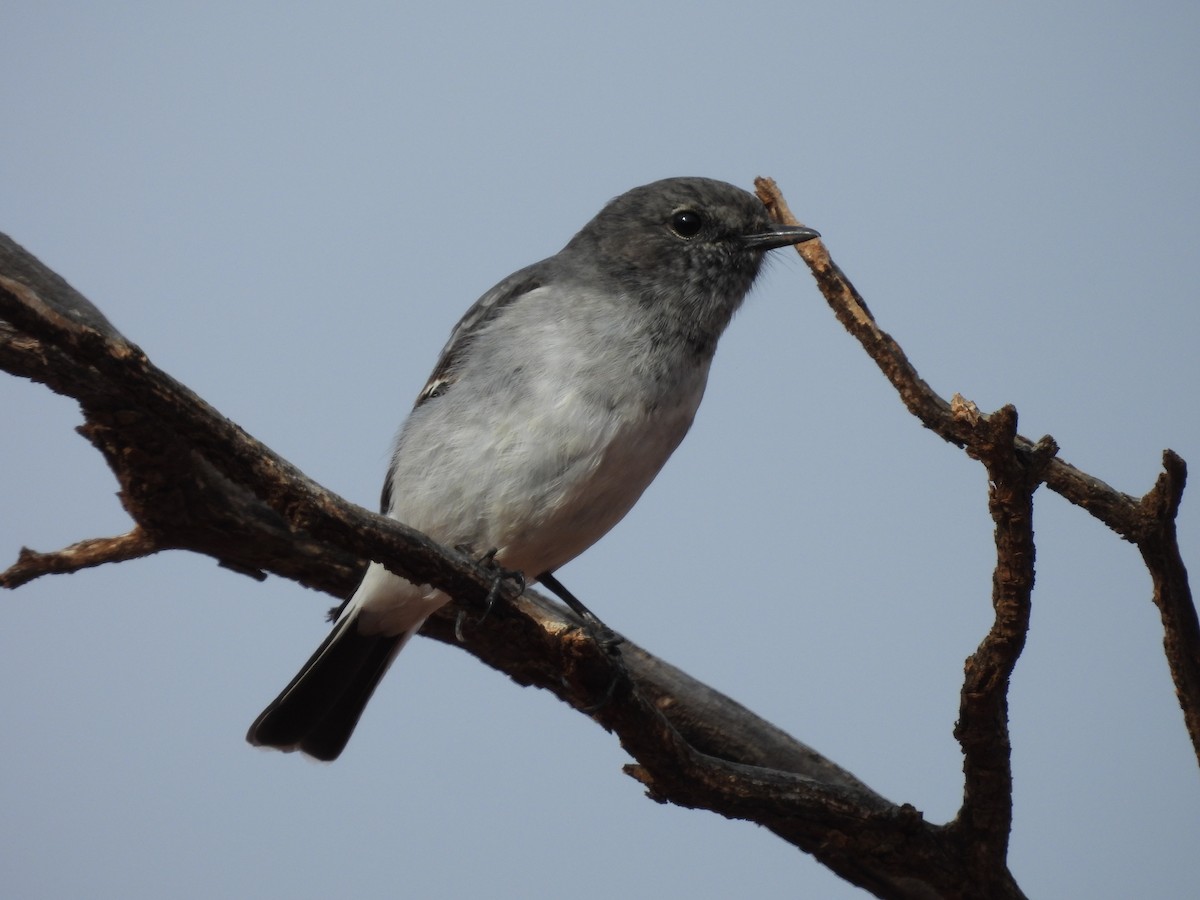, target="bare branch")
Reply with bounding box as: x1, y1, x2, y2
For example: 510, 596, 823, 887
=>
1135, 451, 1200, 765
755, 176, 1200, 766
5, 164, 1190, 900
0, 527, 161, 588
4, 229, 967, 898
754, 177, 1146, 535
949, 407, 1056, 869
